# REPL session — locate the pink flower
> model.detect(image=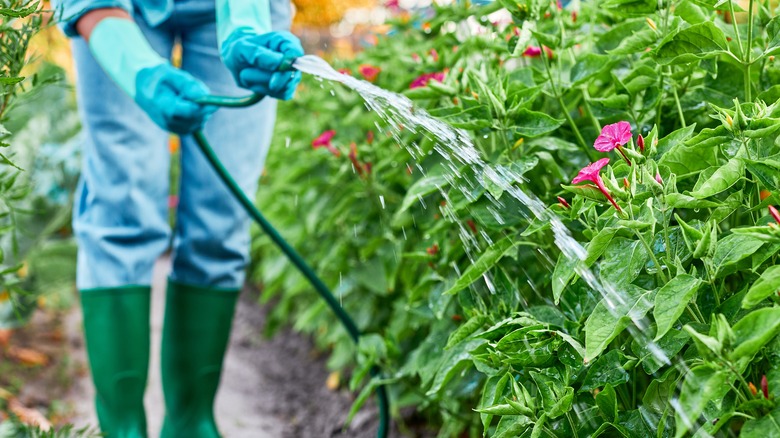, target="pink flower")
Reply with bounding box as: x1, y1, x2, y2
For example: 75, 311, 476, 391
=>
637, 134, 645, 153
572, 158, 622, 212
522, 46, 554, 59
411, 53, 421, 62
770, 205, 780, 225
168, 195, 179, 209
594, 121, 633, 165
409, 72, 446, 89
523, 46, 543, 57
338, 68, 352, 75
312, 130, 341, 157
655, 172, 663, 185
359, 64, 381, 82
429, 48, 439, 62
